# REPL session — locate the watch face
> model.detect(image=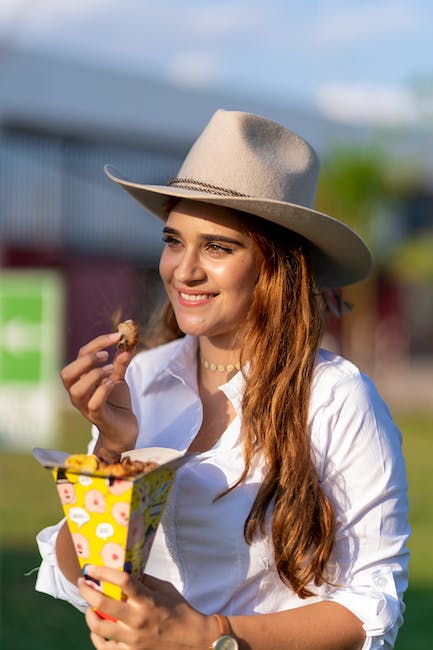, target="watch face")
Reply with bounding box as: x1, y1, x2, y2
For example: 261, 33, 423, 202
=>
213, 635, 239, 650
